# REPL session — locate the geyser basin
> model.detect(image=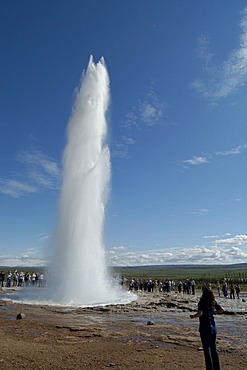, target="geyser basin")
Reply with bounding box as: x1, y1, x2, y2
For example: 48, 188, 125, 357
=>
2, 286, 136, 307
